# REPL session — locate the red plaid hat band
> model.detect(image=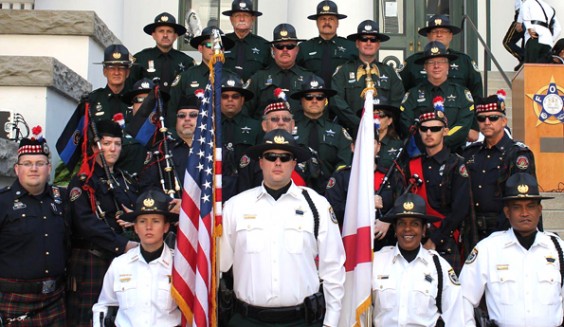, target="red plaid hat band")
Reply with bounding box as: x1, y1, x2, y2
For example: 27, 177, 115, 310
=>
476, 102, 500, 113
263, 101, 290, 116
18, 145, 45, 156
